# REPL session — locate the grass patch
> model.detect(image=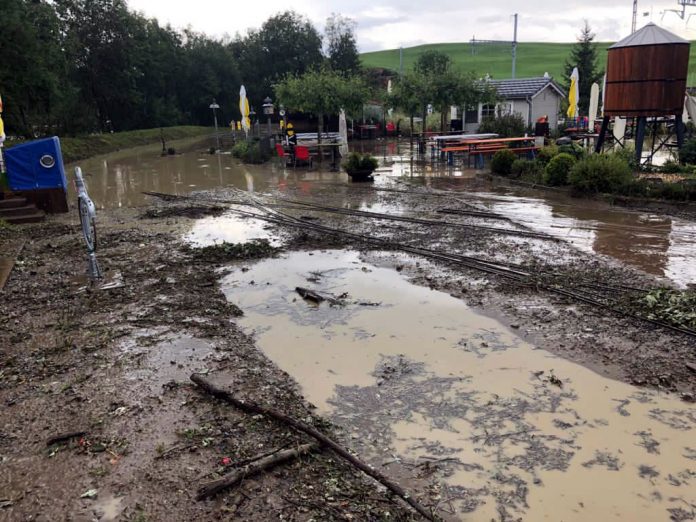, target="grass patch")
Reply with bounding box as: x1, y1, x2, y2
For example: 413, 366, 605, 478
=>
361, 41, 696, 84
4, 126, 213, 164
191, 239, 278, 263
